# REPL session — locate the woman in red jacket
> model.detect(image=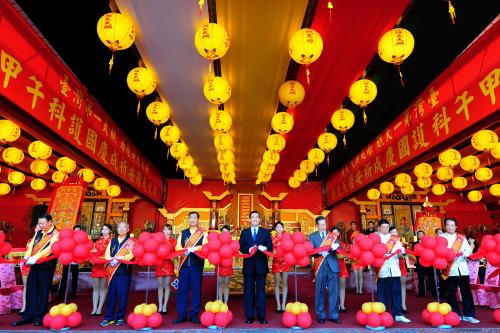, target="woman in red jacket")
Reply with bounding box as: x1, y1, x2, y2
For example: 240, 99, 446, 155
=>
90, 224, 112, 316
272, 222, 289, 313
156, 224, 177, 314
